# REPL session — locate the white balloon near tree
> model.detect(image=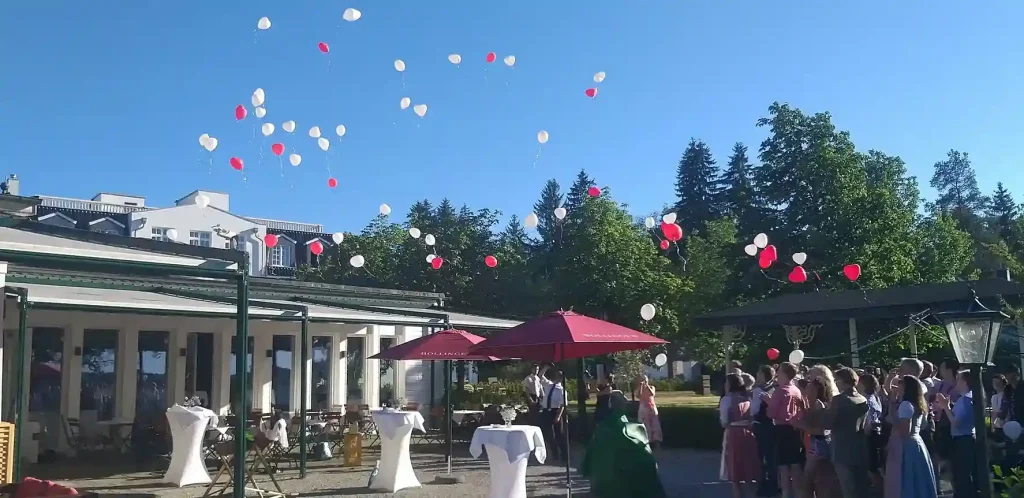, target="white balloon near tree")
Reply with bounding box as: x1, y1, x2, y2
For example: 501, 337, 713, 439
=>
426, 254, 436, 263
654, 353, 667, 367
309, 126, 321, 138
413, 104, 428, 118
254, 106, 267, 118
640, 303, 656, 321
744, 244, 758, 257
257, 17, 271, 30
199, 134, 210, 146
252, 88, 266, 107
554, 207, 567, 220
336, 125, 346, 137
317, 137, 330, 151
524, 213, 539, 229
342, 8, 361, 22
1005, 421, 1022, 441
662, 212, 677, 224
288, 153, 301, 166
424, 234, 436, 246
503, 55, 516, 67
593, 71, 606, 84
400, 97, 411, 110
379, 204, 392, 216
754, 233, 769, 249
349, 255, 365, 268
202, 137, 218, 152
409, 227, 421, 239
332, 232, 344, 244
261, 123, 275, 136
644, 217, 656, 229
282, 120, 295, 133
792, 252, 808, 265
789, 349, 805, 364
